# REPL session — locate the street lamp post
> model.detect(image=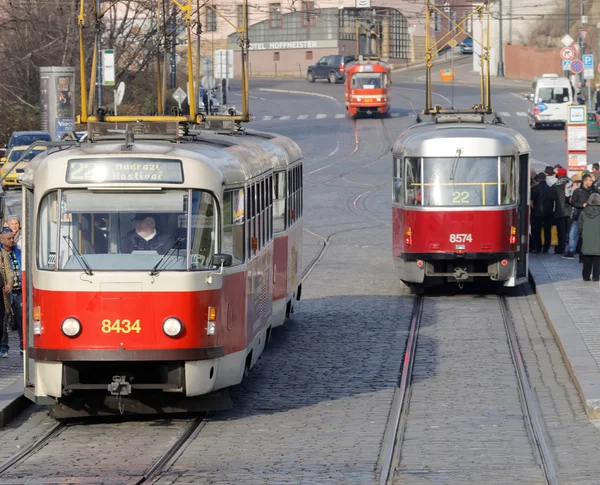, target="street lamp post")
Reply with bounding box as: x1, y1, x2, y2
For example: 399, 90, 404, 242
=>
497, 0, 504, 77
